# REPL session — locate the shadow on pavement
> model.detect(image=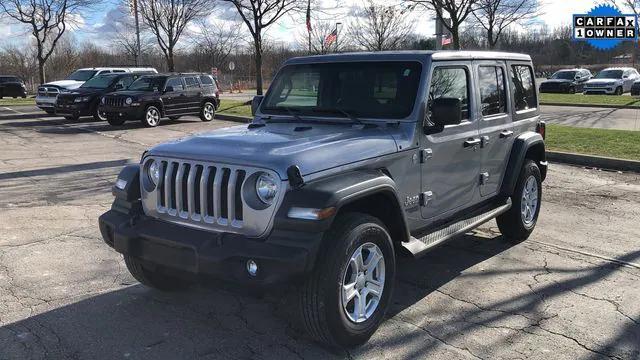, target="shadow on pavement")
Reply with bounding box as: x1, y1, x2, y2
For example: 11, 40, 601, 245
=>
0, 159, 130, 181
1, 234, 638, 359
